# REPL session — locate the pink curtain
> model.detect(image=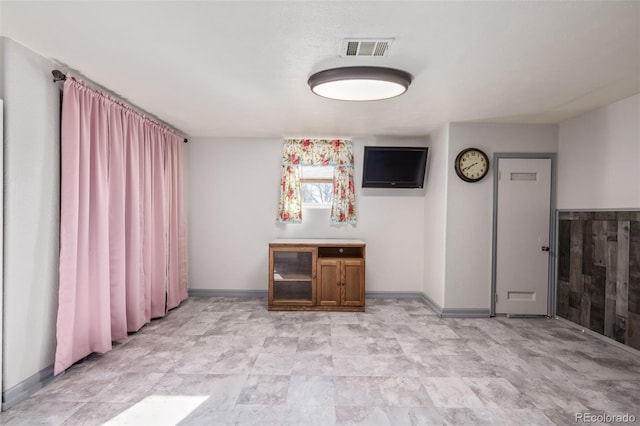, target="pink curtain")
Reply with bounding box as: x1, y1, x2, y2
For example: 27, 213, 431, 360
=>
55, 76, 187, 375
